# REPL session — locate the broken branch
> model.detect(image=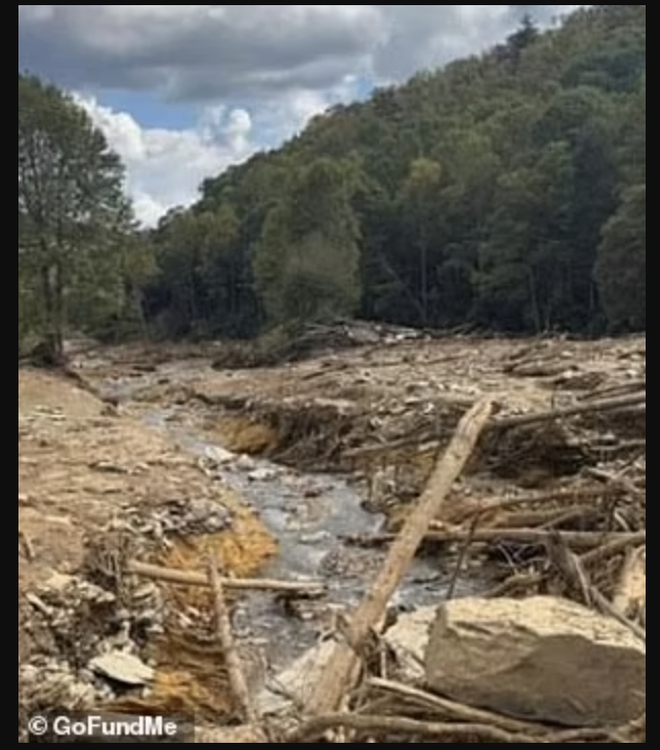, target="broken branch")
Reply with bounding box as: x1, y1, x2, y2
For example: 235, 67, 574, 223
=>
304, 398, 493, 716
207, 557, 258, 724
126, 560, 326, 596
